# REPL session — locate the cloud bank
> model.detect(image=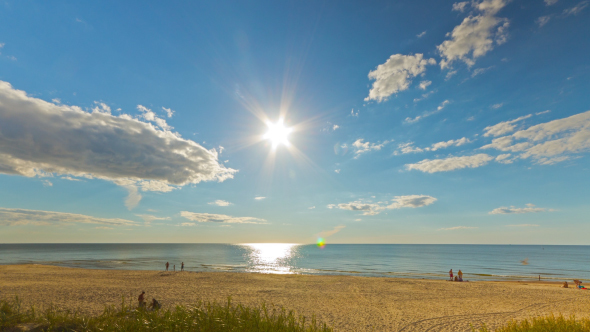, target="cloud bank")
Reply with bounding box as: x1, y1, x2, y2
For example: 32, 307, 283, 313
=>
406, 154, 494, 173
0, 208, 137, 226
180, 212, 266, 224
328, 195, 437, 216
490, 204, 553, 214
0, 81, 236, 209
